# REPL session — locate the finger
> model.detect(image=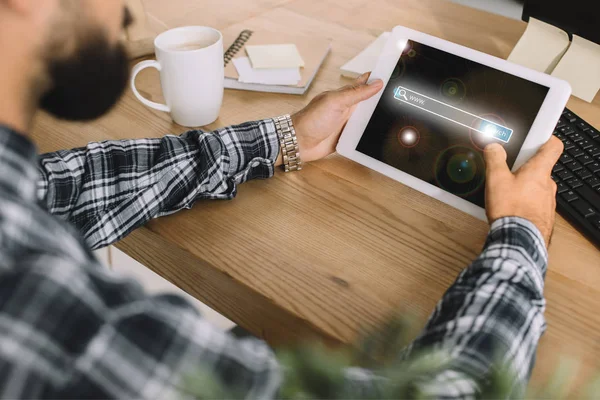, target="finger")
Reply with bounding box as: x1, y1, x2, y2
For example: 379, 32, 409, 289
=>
521, 136, 564, 177
484, 143, 511, 180
355, 72, 371, 85
336, 78, 384, 107
336, 71, 376, 94
550, 179, 558, 196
